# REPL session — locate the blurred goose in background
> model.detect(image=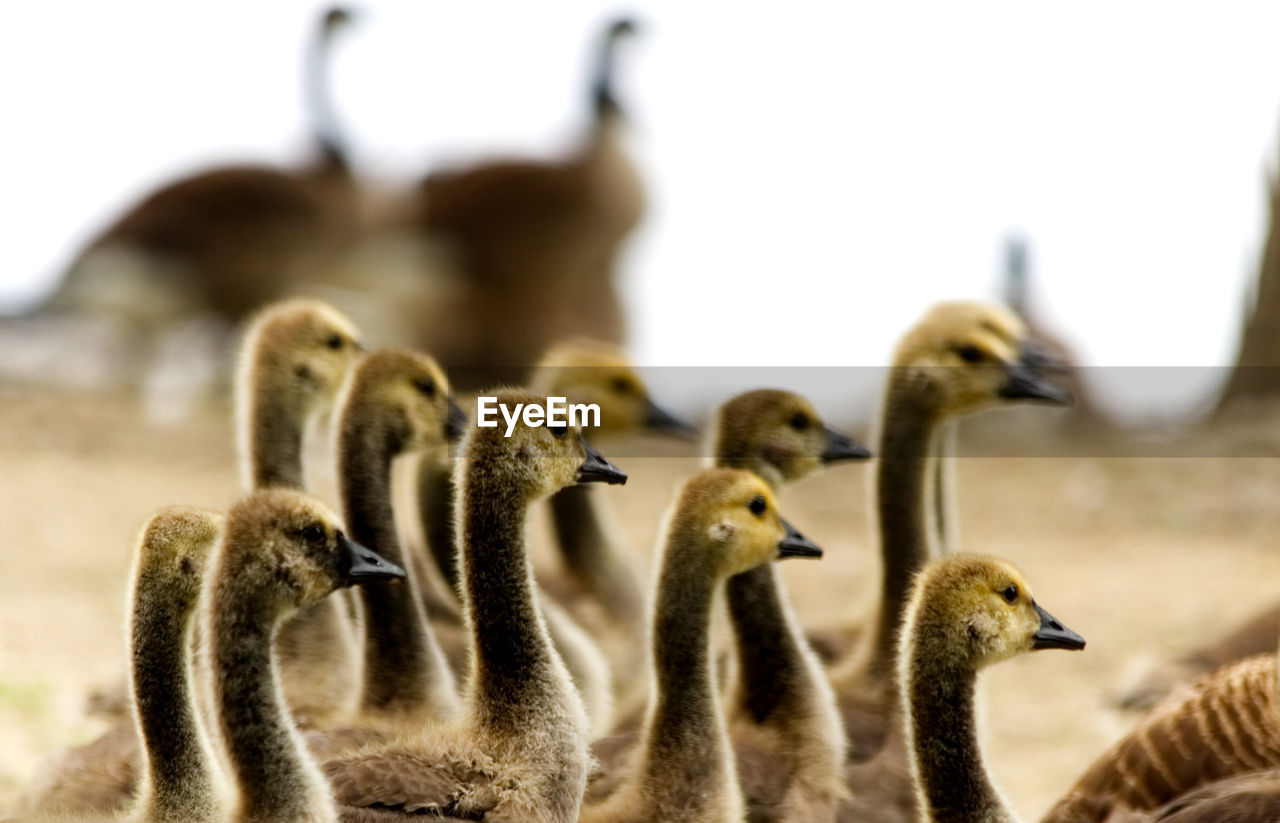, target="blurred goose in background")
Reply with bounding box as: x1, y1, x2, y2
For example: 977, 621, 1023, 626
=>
411, 18, 646, 385
39, 7, 364, 387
